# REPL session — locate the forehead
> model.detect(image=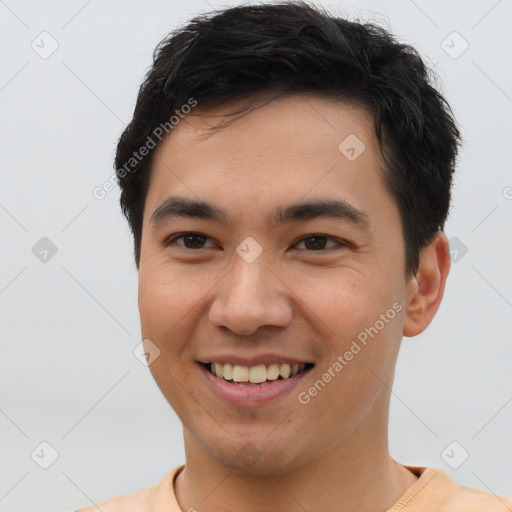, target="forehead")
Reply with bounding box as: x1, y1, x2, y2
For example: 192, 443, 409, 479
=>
145, 93, 394, 231
158, 93, 375, 159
